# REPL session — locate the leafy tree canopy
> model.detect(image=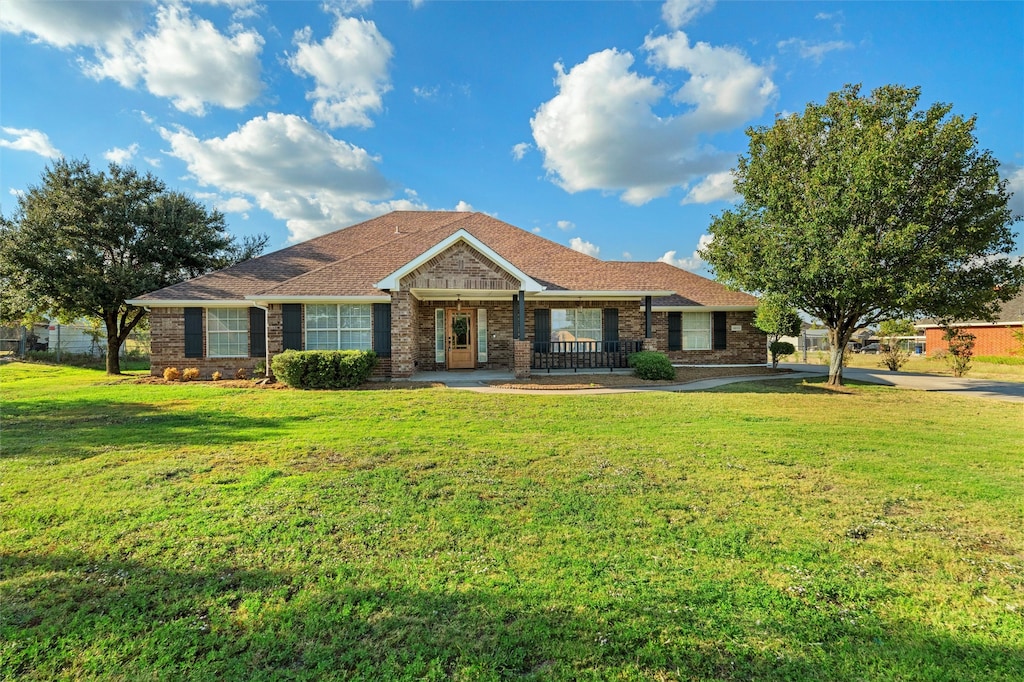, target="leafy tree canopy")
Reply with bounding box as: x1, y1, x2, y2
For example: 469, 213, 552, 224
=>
701, 84, 1023, 384
0, 159, 267, 374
